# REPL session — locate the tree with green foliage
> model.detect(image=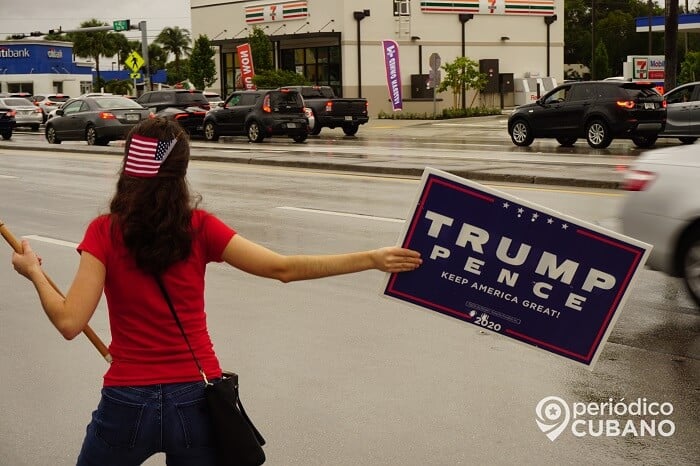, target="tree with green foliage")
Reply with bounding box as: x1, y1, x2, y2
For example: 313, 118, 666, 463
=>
592, 41, 611, 80
678, 51, 700, 84
248, 26, 273, 72
436, 57, 488, 109
104, 79, 133, 95
166, 59, 190, 85
252, 69, 310, 88
147, 43, 168, 76
69, 19, 121, 89
189, 35, 217, 90
157, 26, 191, 78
